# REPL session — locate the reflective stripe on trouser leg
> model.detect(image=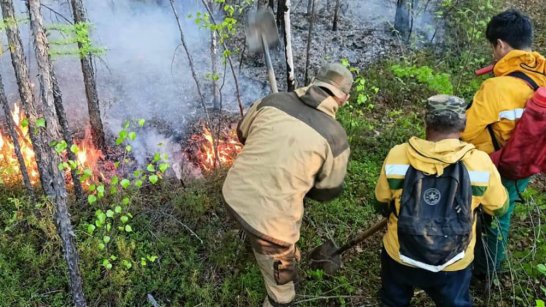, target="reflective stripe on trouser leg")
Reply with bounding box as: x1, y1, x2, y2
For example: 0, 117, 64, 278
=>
254, 247, 297, 306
